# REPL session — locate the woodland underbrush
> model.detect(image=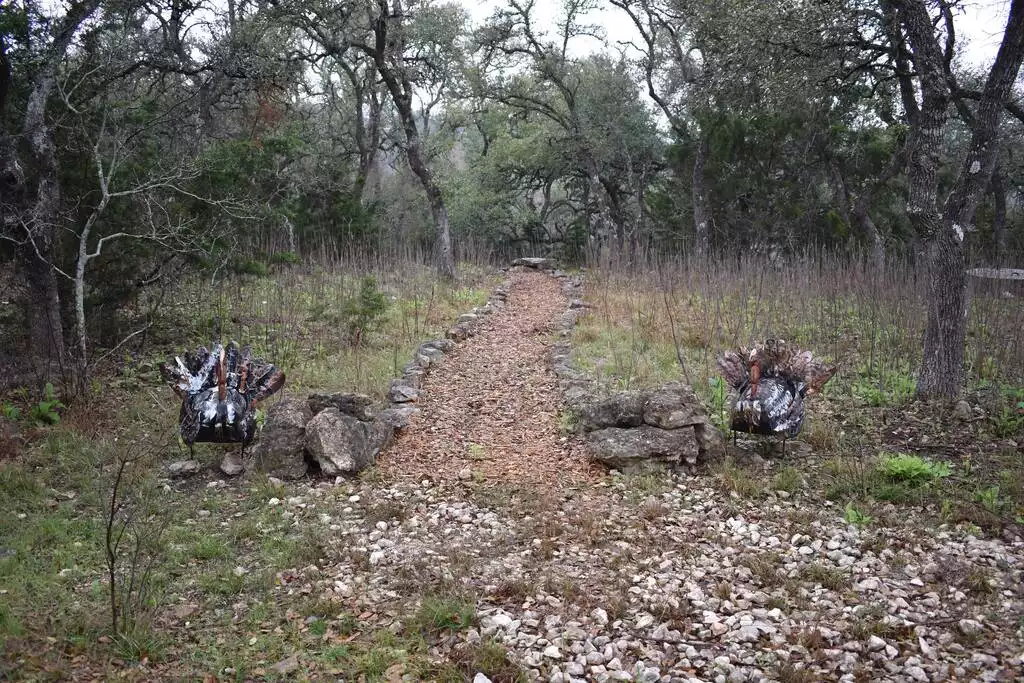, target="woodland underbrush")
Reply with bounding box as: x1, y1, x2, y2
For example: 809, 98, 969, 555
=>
0, 250, 501, 679
122, 245, 499, 398
573, 251, 1024, 531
